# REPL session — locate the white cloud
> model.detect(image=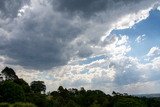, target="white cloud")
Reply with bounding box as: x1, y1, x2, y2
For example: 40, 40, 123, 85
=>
135, 34, 146, 43
11, 46, 160, 93
8, 36, 145, 93
157, 6, 160, 11
4, 34, 159, 94
147, 47, 160, 57
17, 5, 30, 17
117, 81, 160, 94
112, 8, 151, 30
146, 47, 160, 61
